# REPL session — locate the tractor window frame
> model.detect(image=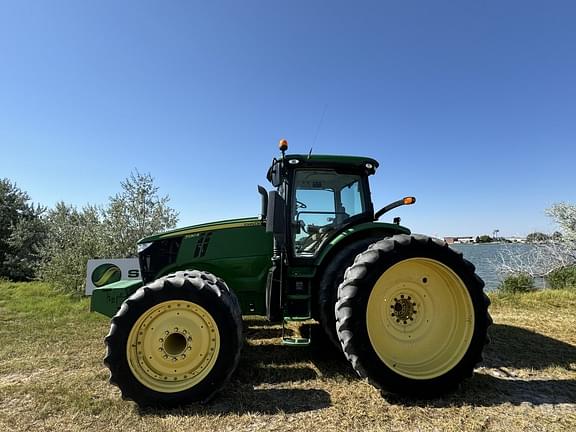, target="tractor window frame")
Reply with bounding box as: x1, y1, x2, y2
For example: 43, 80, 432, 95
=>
288, 168, 371, 258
